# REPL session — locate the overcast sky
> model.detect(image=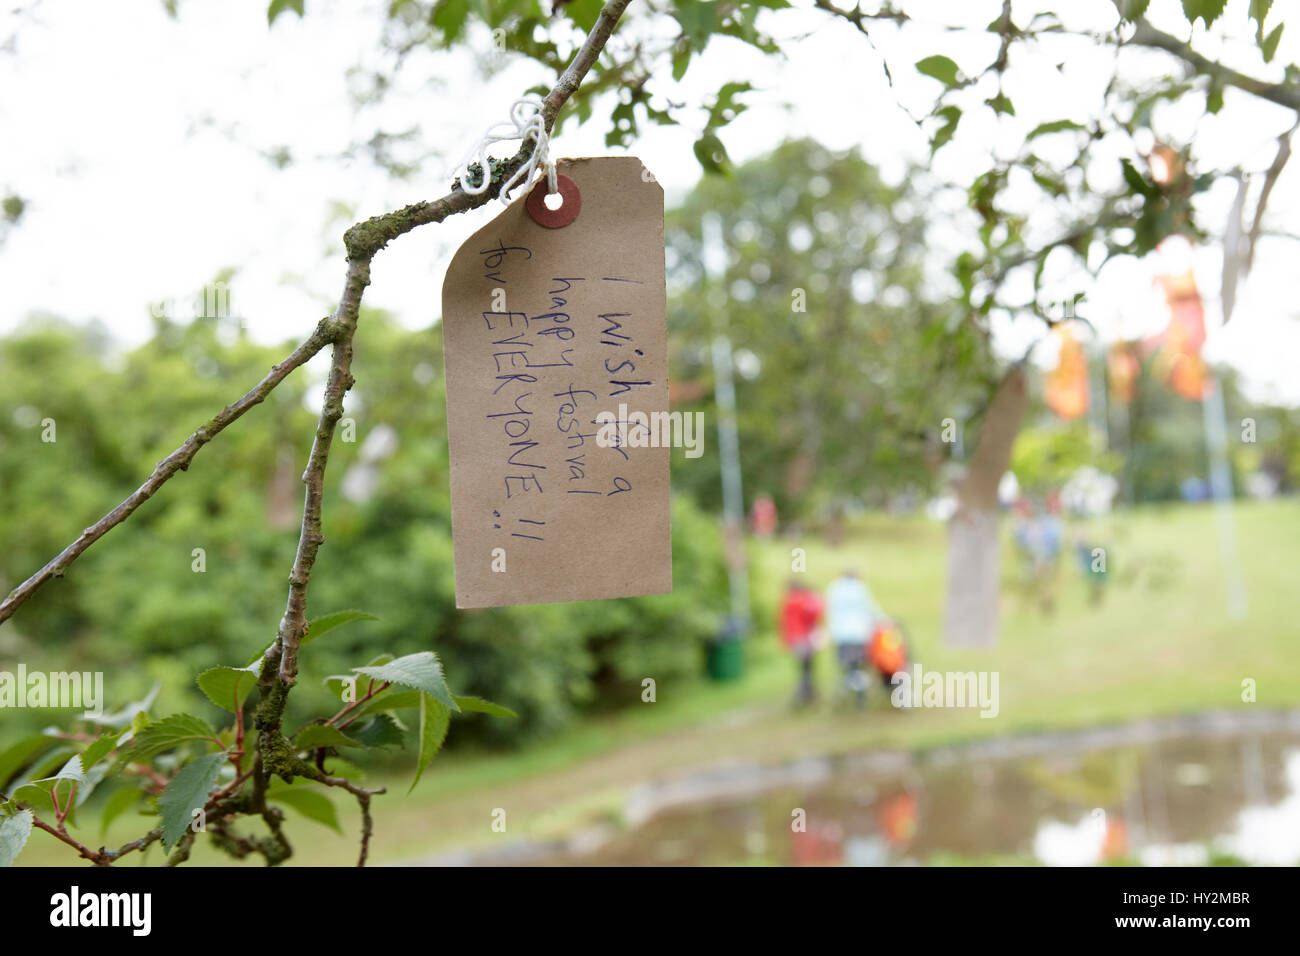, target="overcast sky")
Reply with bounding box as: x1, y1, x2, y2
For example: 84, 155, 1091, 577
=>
2, 0, 1298, 405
